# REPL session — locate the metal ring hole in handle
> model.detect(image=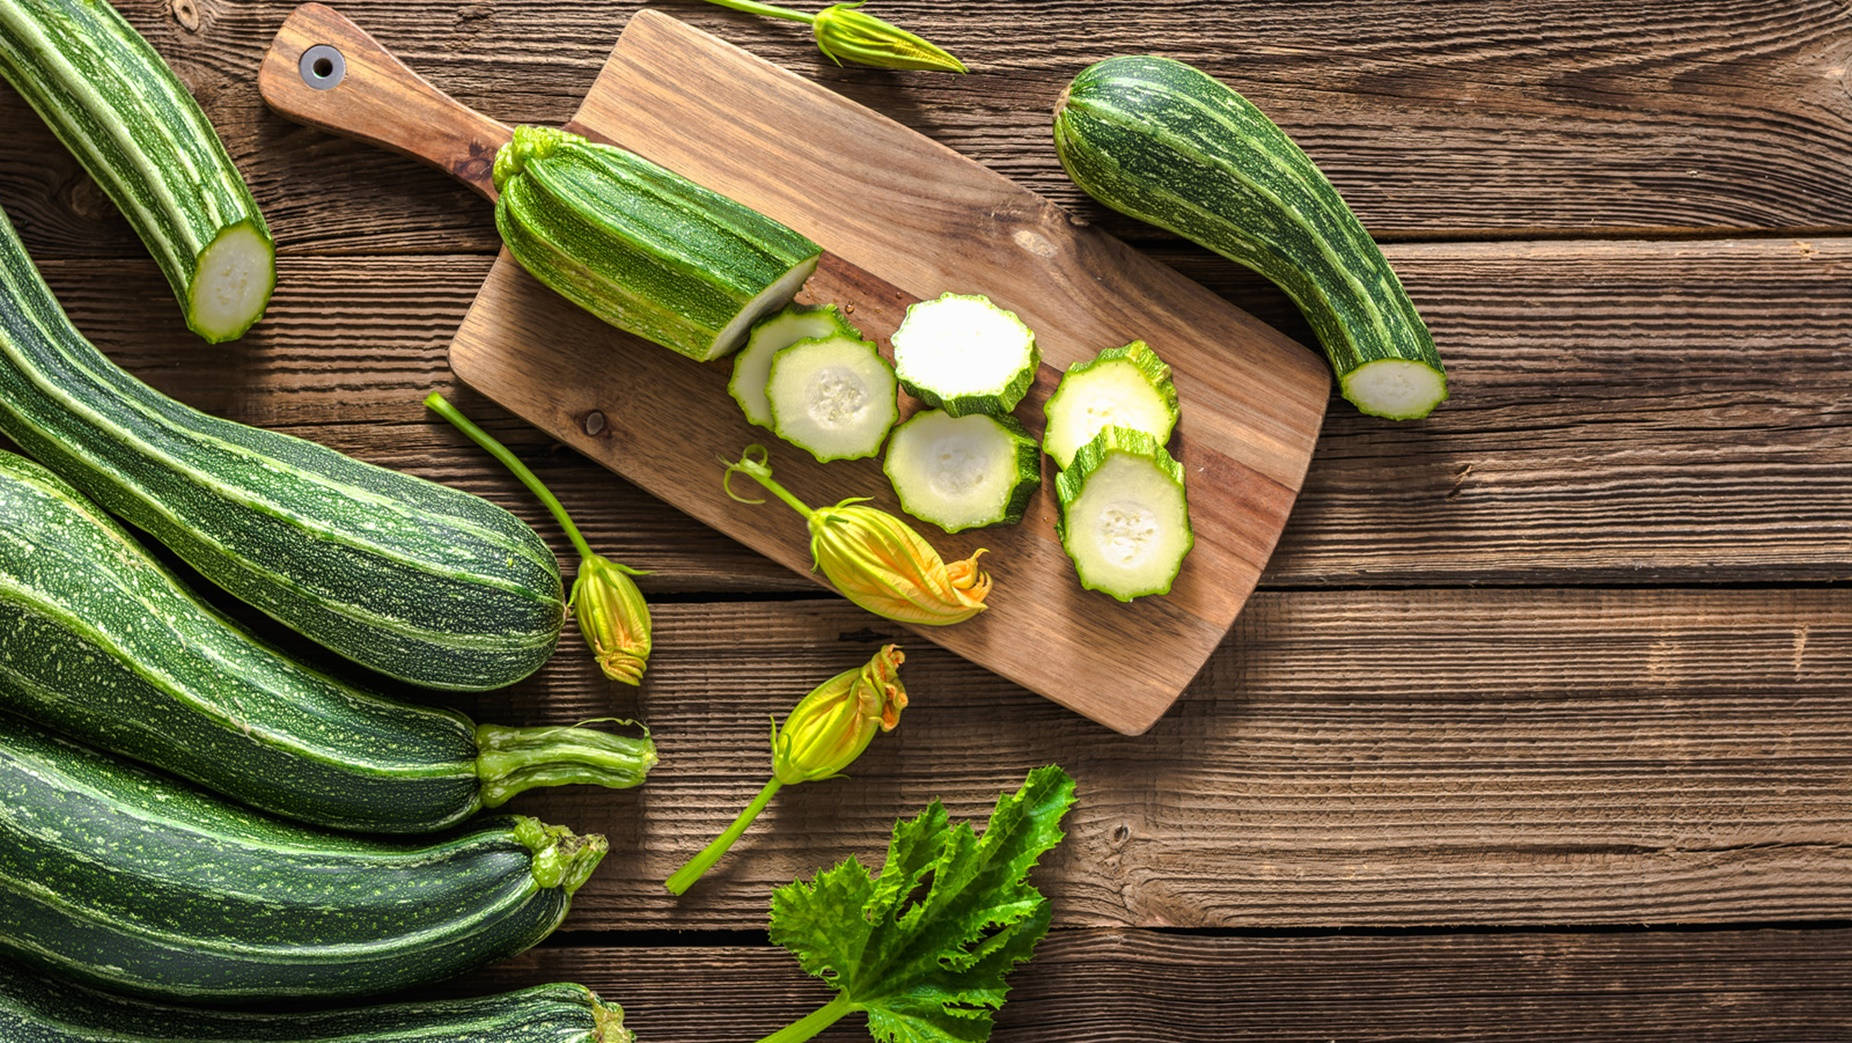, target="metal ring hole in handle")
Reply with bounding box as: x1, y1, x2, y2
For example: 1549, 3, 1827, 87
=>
299, 44, 345, 90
